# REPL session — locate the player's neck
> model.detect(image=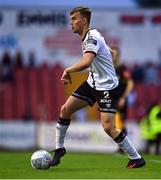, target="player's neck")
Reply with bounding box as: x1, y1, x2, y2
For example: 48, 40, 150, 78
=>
80, 27, 90, 41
